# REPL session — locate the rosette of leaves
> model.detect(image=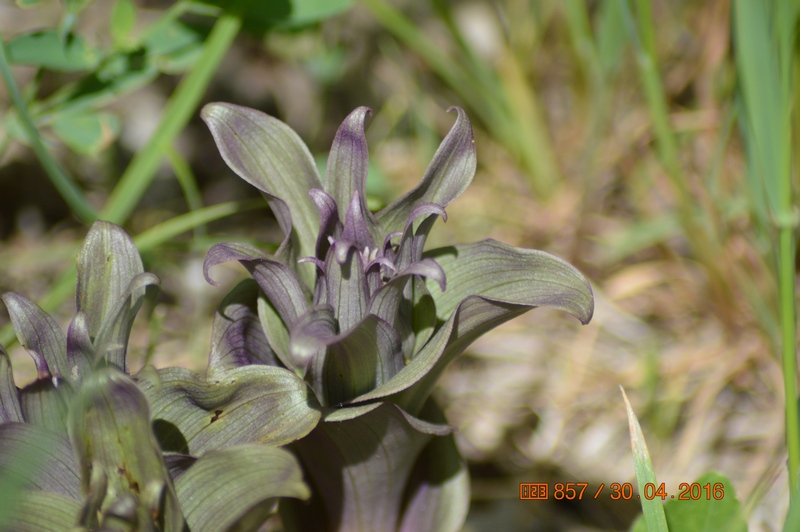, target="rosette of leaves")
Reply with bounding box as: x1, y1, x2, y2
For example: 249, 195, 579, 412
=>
0, 222, 312, 531
201, 103, 595, 531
